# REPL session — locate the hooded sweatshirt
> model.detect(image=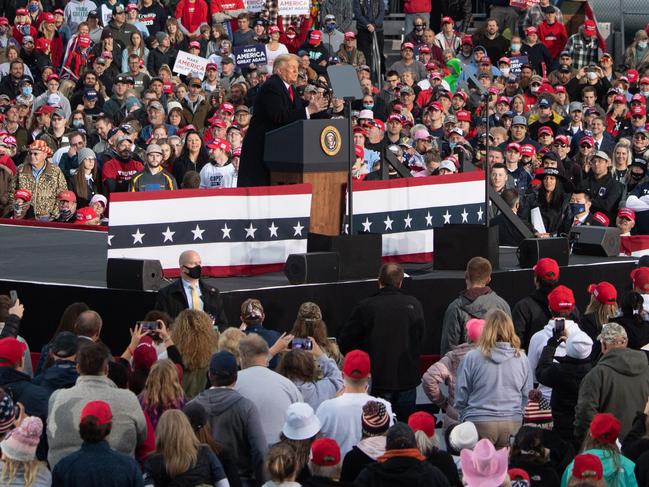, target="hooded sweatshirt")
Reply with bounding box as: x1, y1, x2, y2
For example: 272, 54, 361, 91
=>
575, 348, 649, 442
527, 318, 581, 399
440, 287, 511, 355
561, 448, 637, 487
455, 342, 533, 422
190, 387, 267, 484
444, 58, 462, 93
